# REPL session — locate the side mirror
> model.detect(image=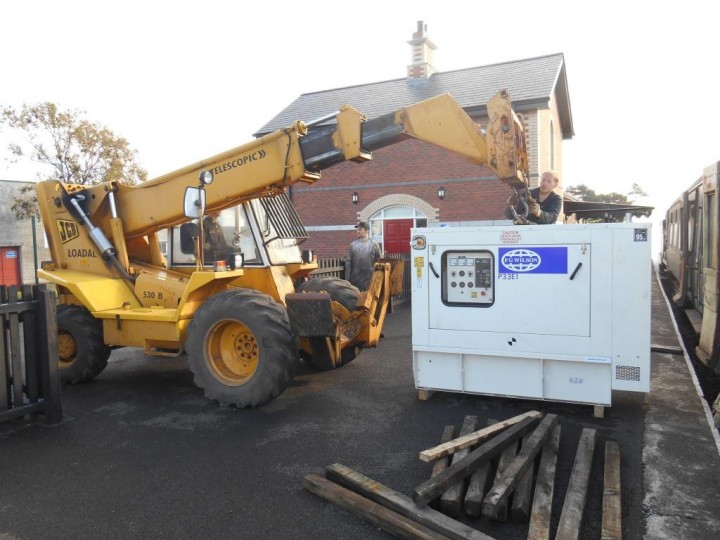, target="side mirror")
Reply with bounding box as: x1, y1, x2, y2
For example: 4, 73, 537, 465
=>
183, 187, 206, 219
